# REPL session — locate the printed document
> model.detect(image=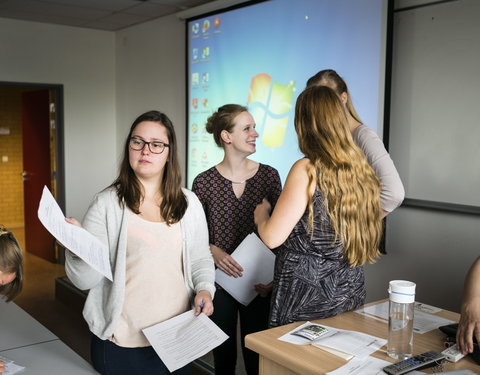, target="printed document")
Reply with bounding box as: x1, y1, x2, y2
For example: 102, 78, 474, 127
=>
354, 301, 455, 334
215, 233, 275, 305
279, 322, 386, 359
143, 310, 228, 372
326, 356, 391, 375
37, 186, 113, 281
